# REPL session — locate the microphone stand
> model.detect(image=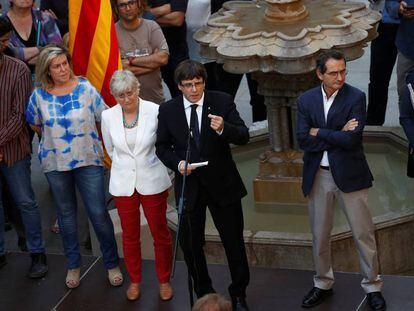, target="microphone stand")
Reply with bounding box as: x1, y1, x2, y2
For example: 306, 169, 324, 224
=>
172, 126, 194, 307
